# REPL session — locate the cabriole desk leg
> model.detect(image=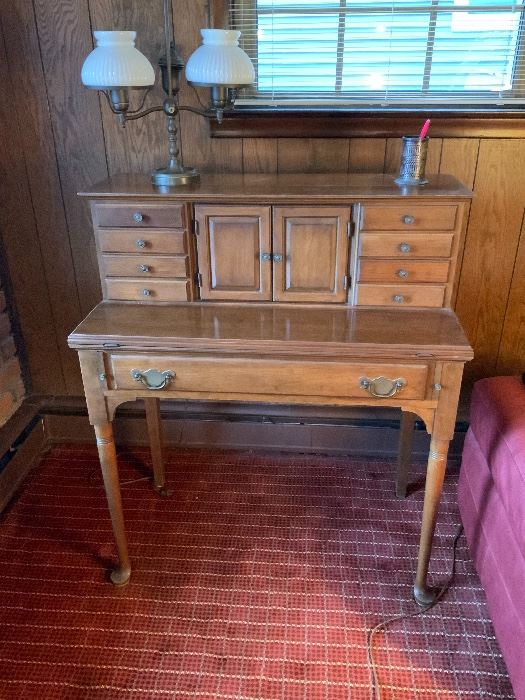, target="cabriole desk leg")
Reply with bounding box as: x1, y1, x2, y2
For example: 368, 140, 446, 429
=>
144, 397, 171, 496
413, 437, 449, 606
95, 423, 131, 586
396, 410, 416, 498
